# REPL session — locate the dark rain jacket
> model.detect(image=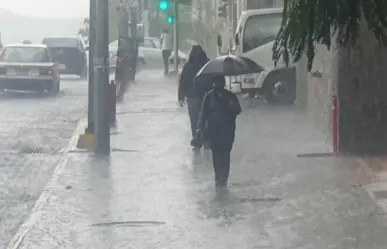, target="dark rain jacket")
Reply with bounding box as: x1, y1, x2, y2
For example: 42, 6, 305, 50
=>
197, 88, 242, 150
178, 46, 212, 100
